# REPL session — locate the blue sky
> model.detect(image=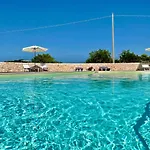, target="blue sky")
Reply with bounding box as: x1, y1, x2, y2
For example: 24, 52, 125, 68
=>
0, 0, 150, 62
